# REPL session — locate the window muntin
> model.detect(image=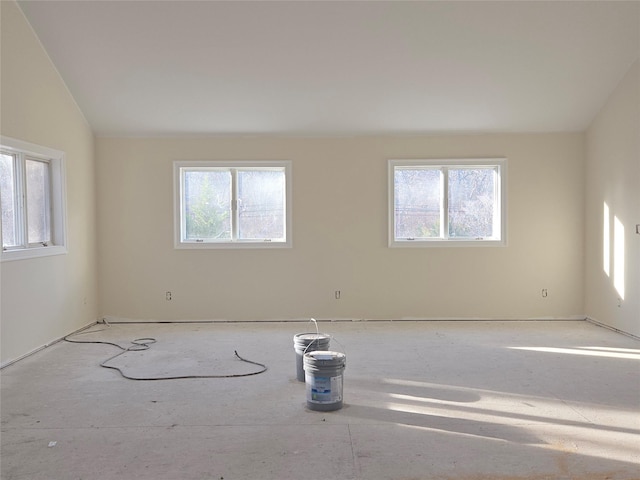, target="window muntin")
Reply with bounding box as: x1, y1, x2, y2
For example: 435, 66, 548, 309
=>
175, 161, 291, 248
1, 137, 67, 261
390, 159, 506, 247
